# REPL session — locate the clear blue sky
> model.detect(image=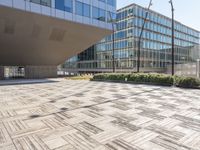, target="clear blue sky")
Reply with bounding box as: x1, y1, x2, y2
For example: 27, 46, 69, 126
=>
117, 0, 200, 31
